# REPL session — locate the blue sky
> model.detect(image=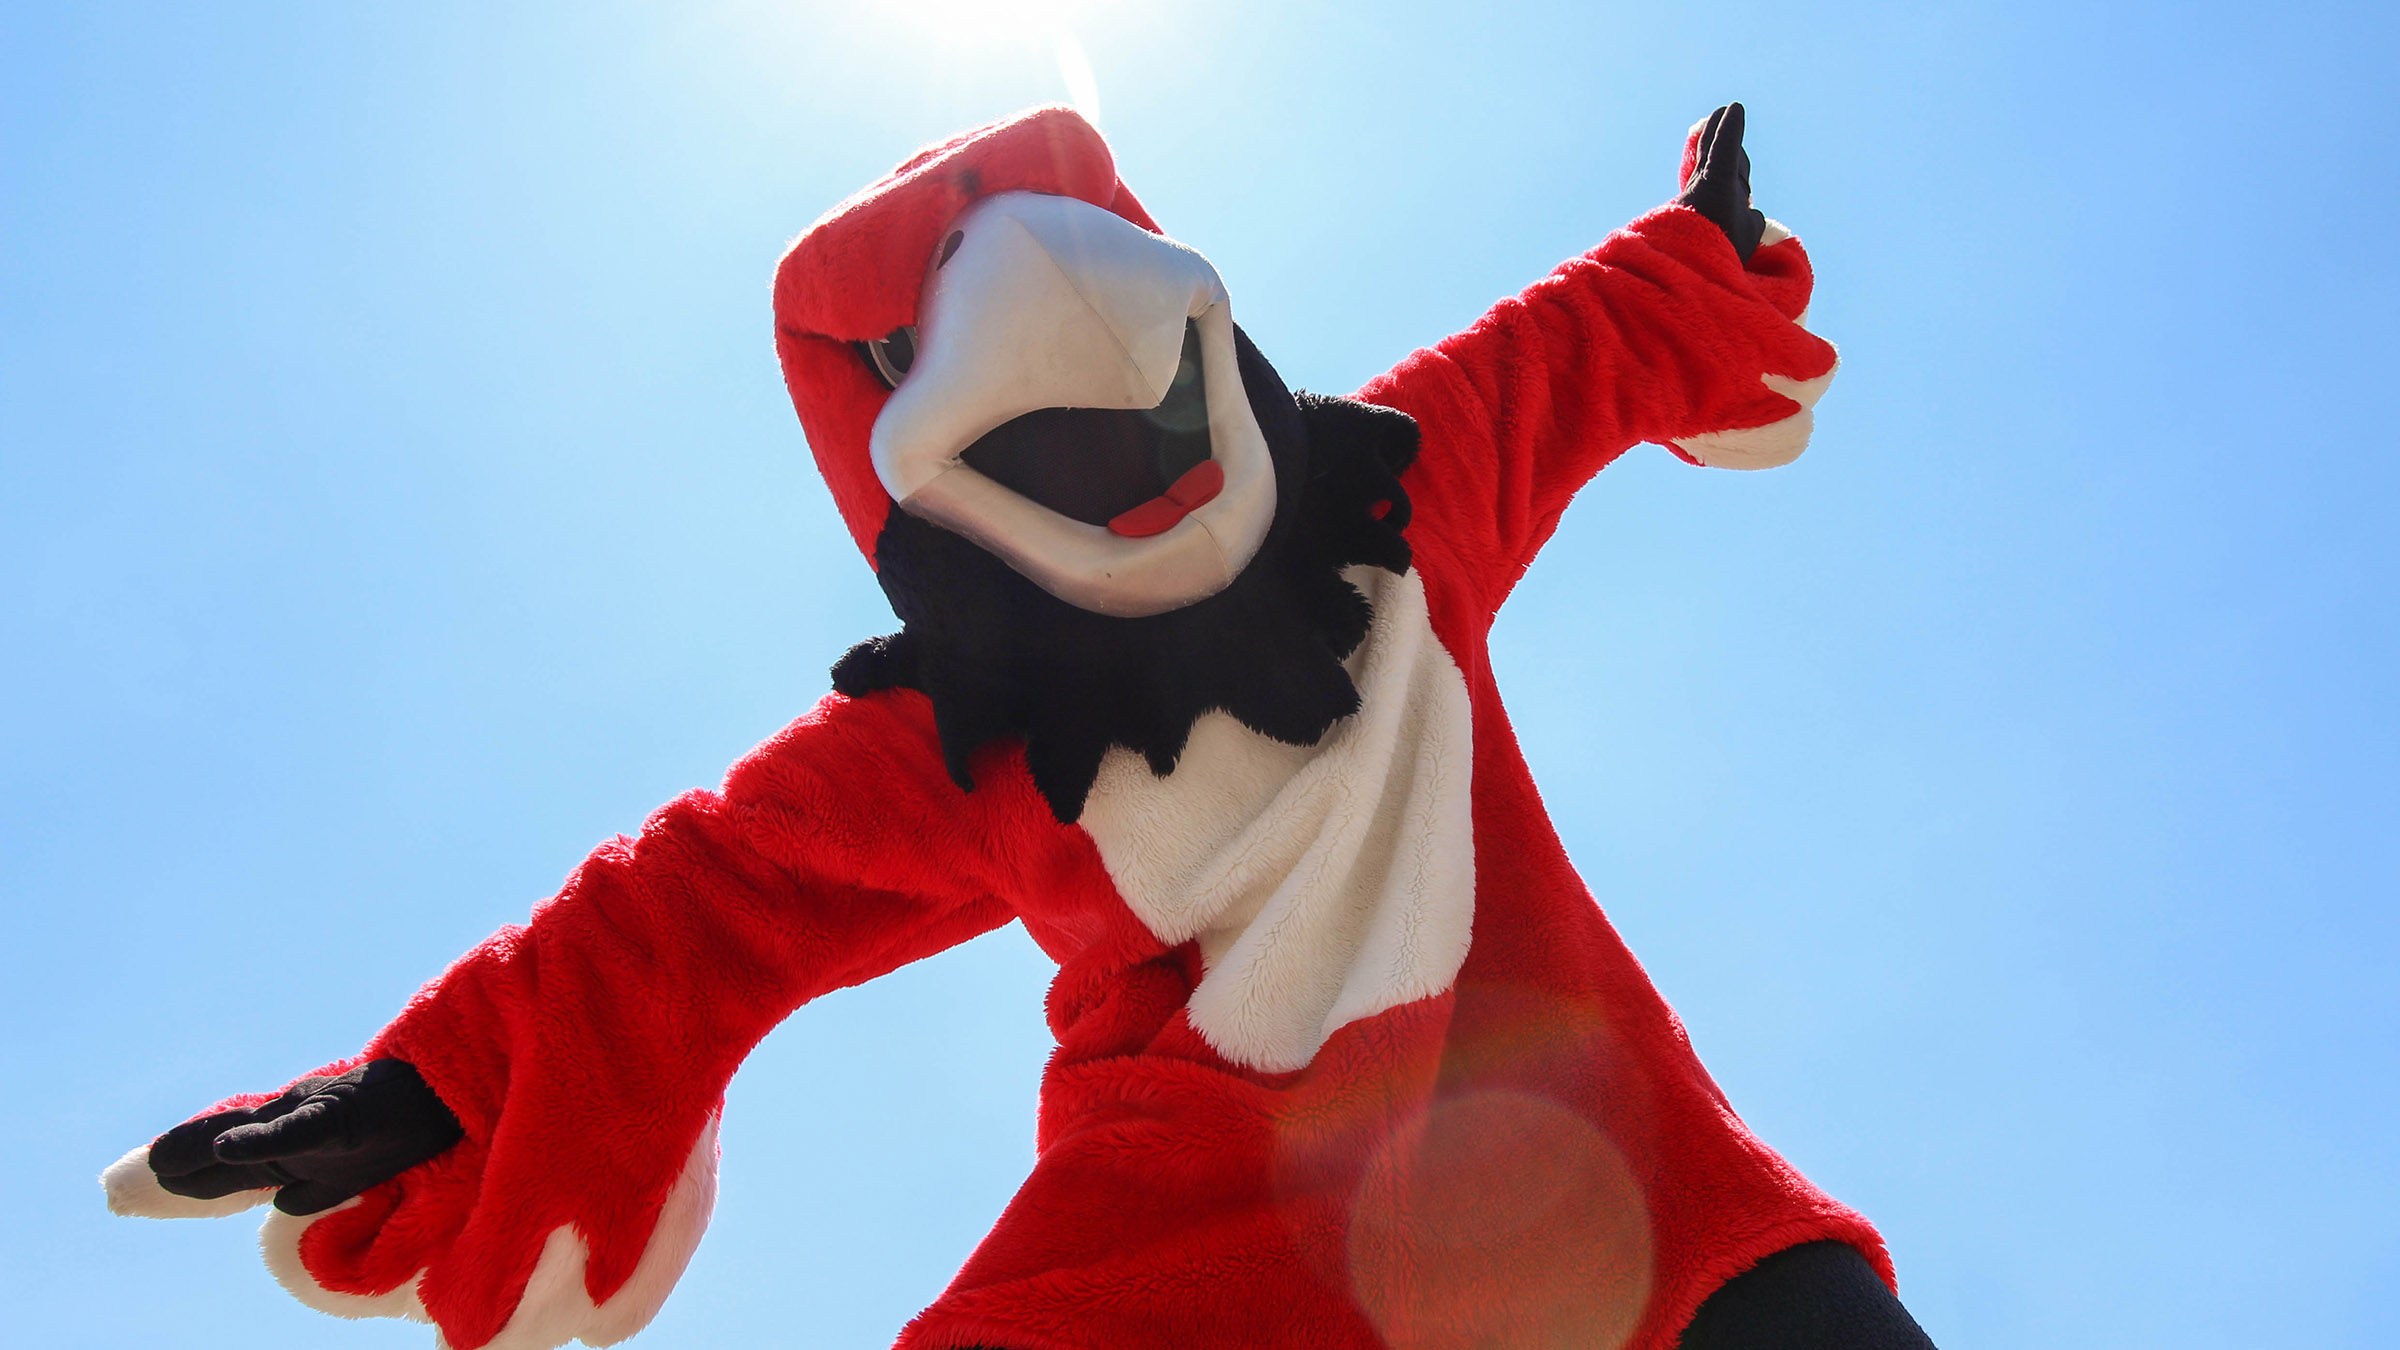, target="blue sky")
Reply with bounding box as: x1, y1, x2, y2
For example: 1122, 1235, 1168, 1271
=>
4, 2, 2395, 1346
